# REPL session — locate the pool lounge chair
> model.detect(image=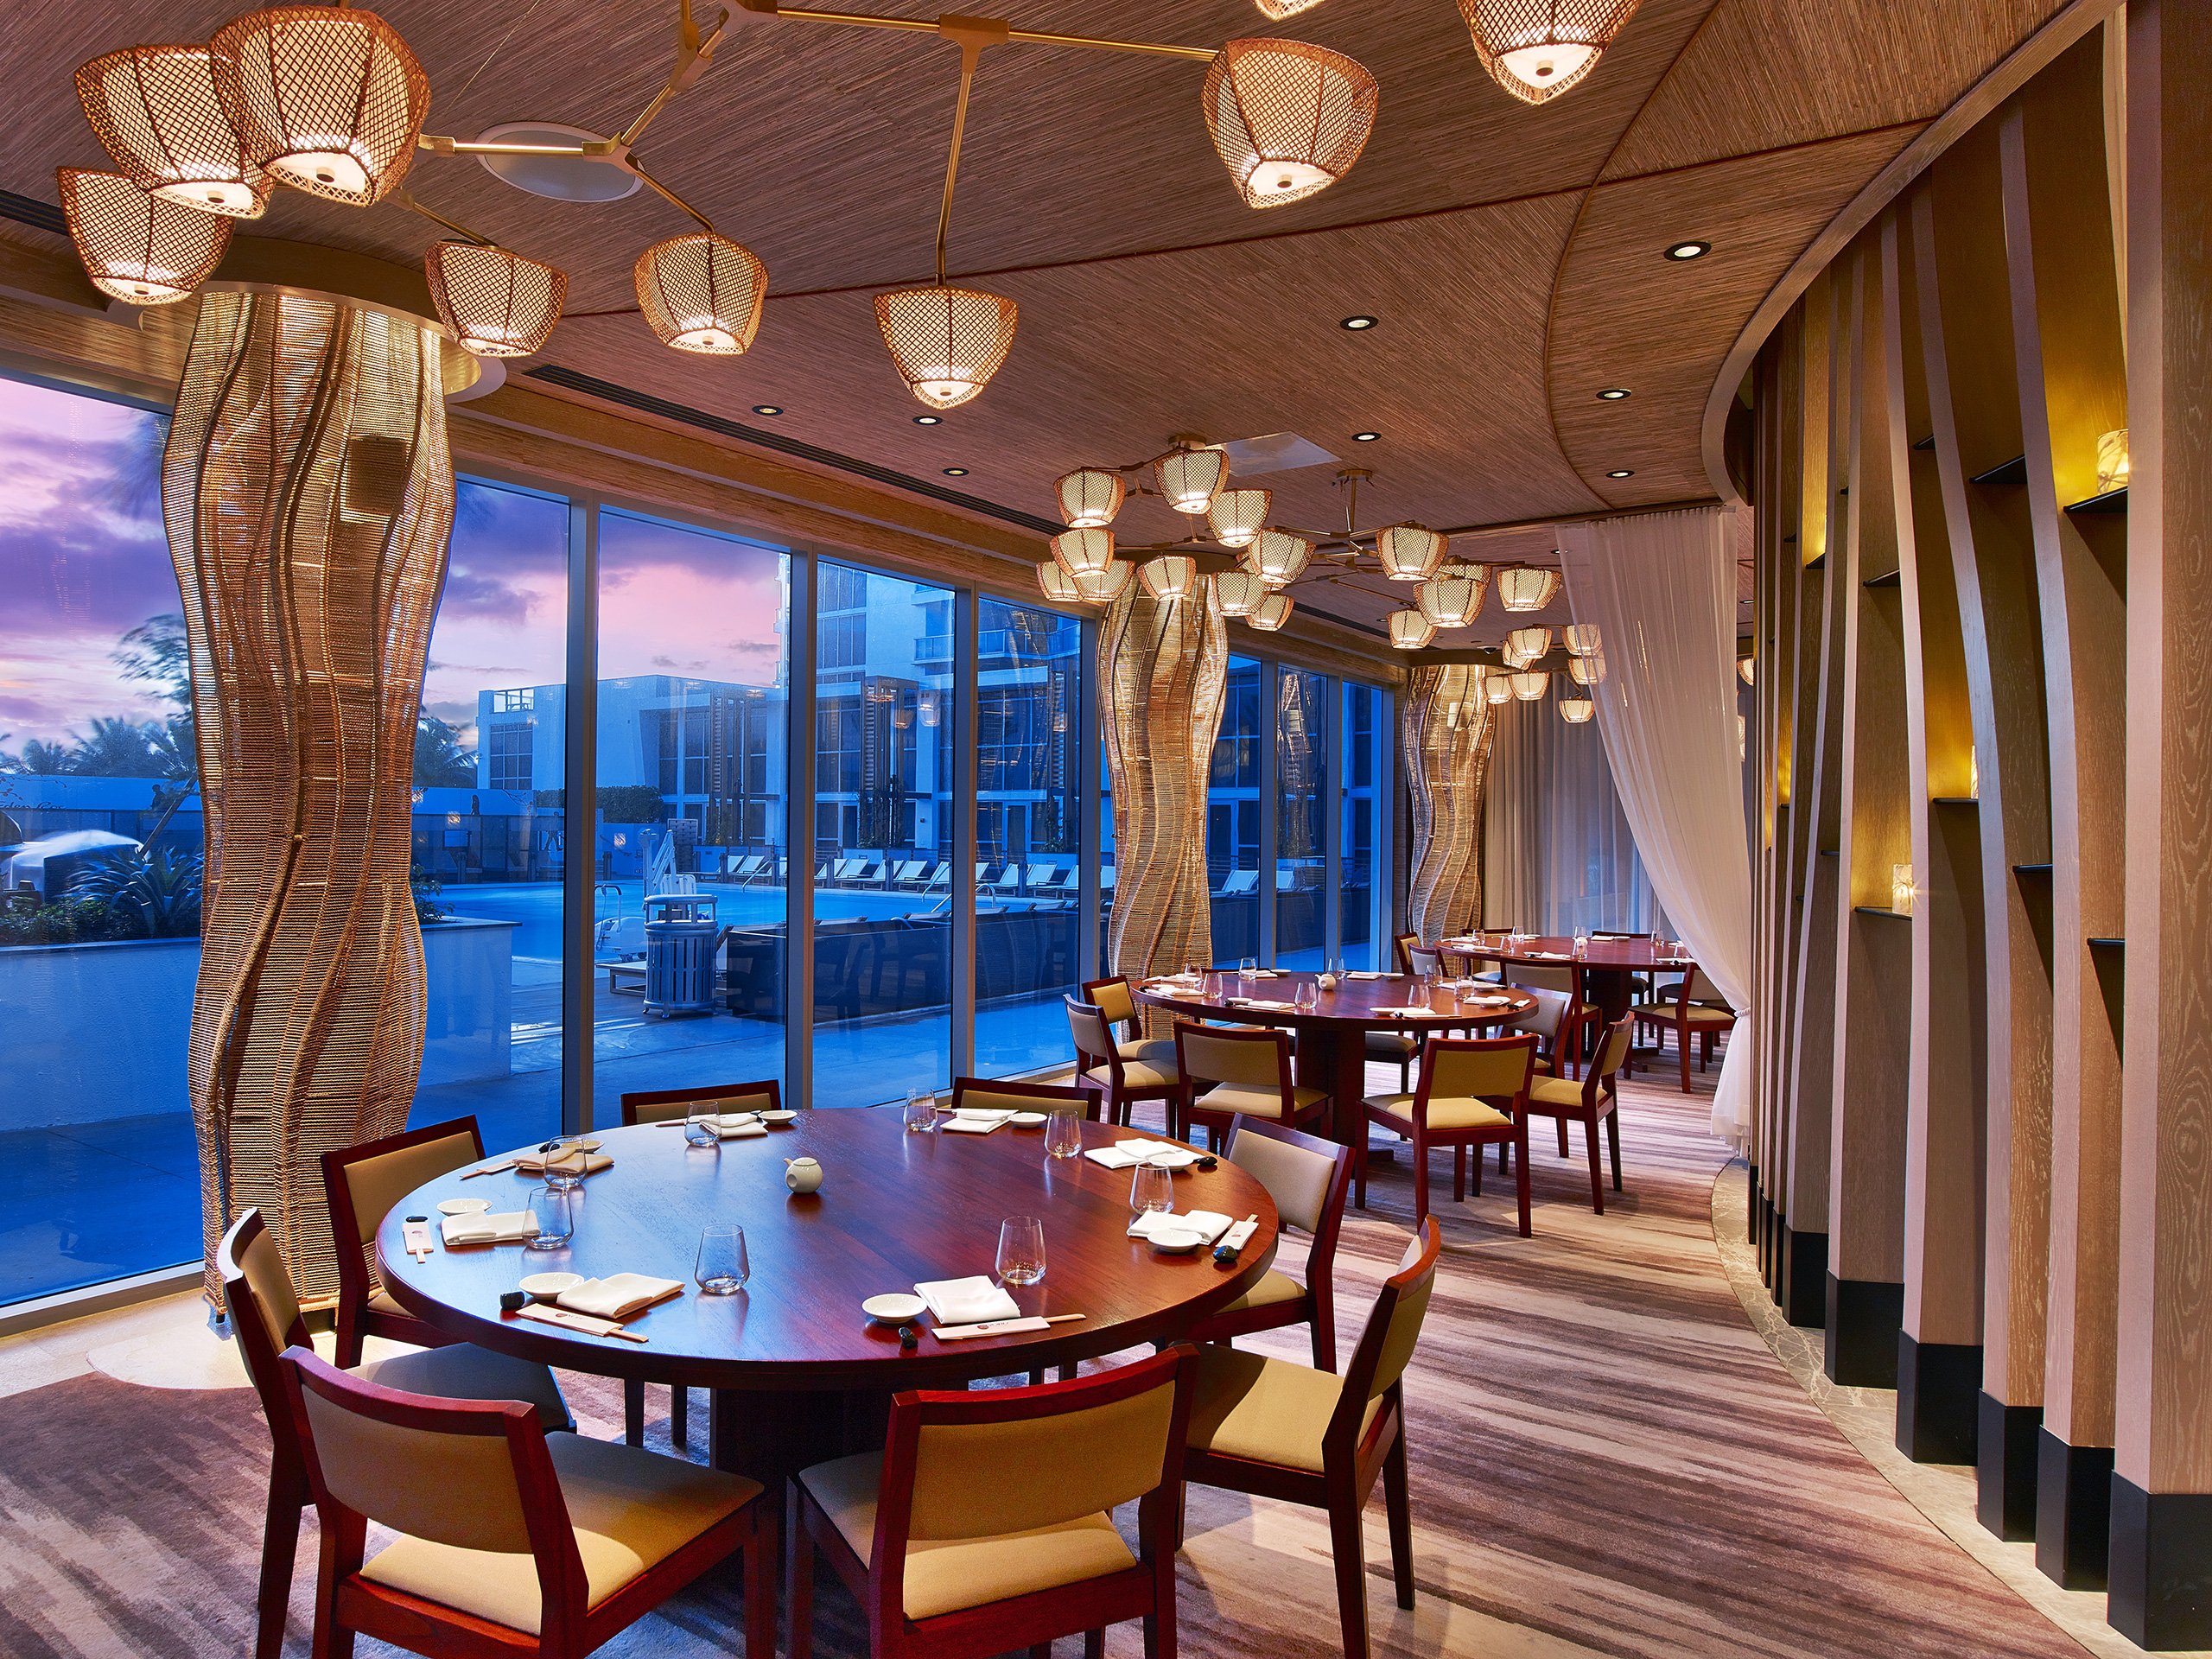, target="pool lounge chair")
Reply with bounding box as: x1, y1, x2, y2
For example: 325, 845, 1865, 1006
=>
1217, 868, 1259, 897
